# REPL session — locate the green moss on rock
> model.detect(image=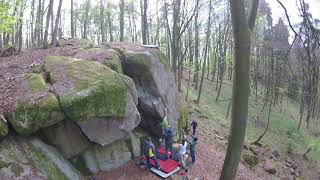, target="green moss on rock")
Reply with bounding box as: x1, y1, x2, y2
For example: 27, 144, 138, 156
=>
8, 93, 64, 135
0, 121, 8, 139
125, 51, 152, 73
44, 56, 128, 122
152, 50, 171, 70
0, 160, 8, 169
243, 153, 259, 167
26, 143, 69, 180
104, 54, 123, 73
26, 73, 46, 93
